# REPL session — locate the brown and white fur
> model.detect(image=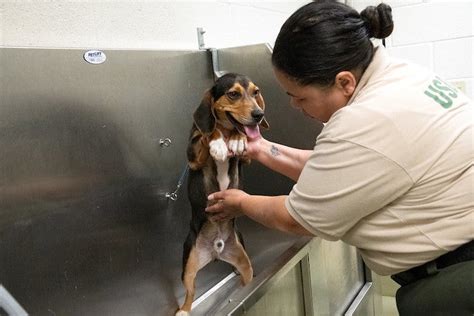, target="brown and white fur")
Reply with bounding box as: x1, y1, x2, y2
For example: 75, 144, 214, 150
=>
176, 73, 269, 315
